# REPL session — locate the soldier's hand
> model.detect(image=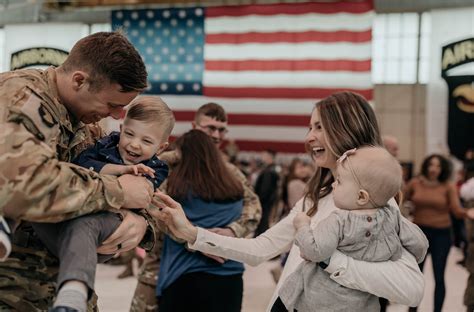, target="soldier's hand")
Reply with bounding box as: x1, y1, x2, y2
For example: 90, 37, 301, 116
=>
97, 210, 147, 254
118, 174, 154, 208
